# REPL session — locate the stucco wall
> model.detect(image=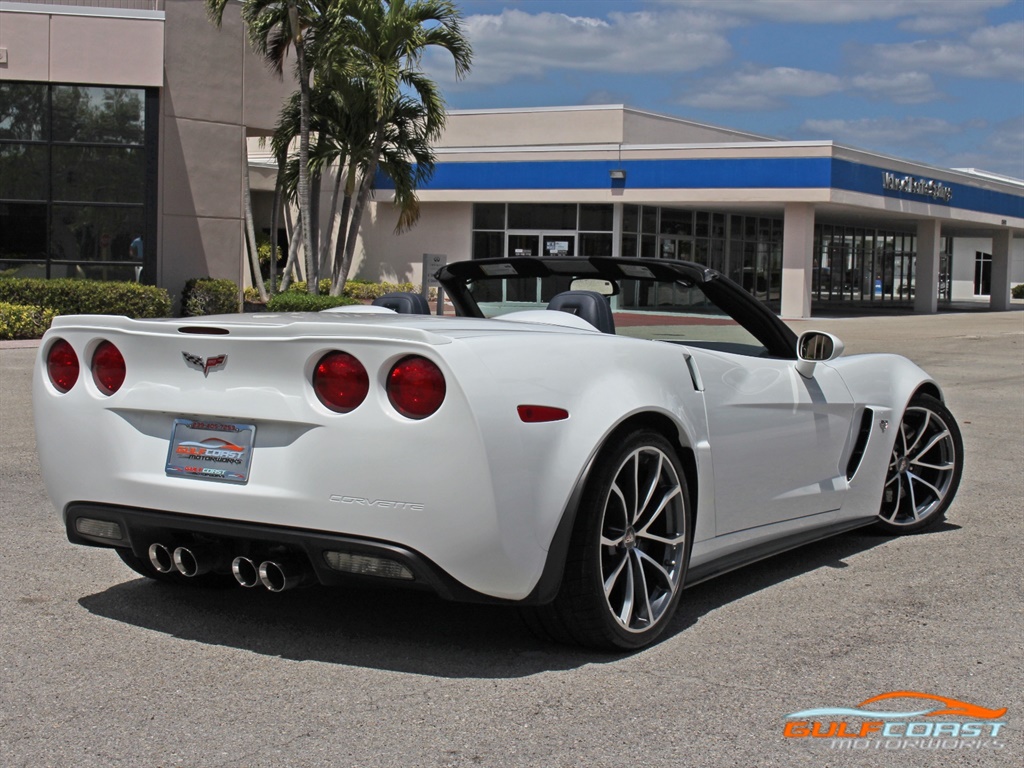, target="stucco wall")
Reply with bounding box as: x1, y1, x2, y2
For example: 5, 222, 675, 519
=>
0, 5, 163, 85
158, 0, 294, 304
950, 236, 1024, 299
